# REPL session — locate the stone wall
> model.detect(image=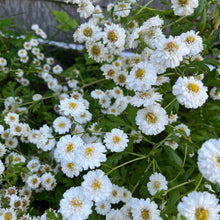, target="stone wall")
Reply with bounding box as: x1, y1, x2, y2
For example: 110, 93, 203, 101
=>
0, 0, 166, 42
